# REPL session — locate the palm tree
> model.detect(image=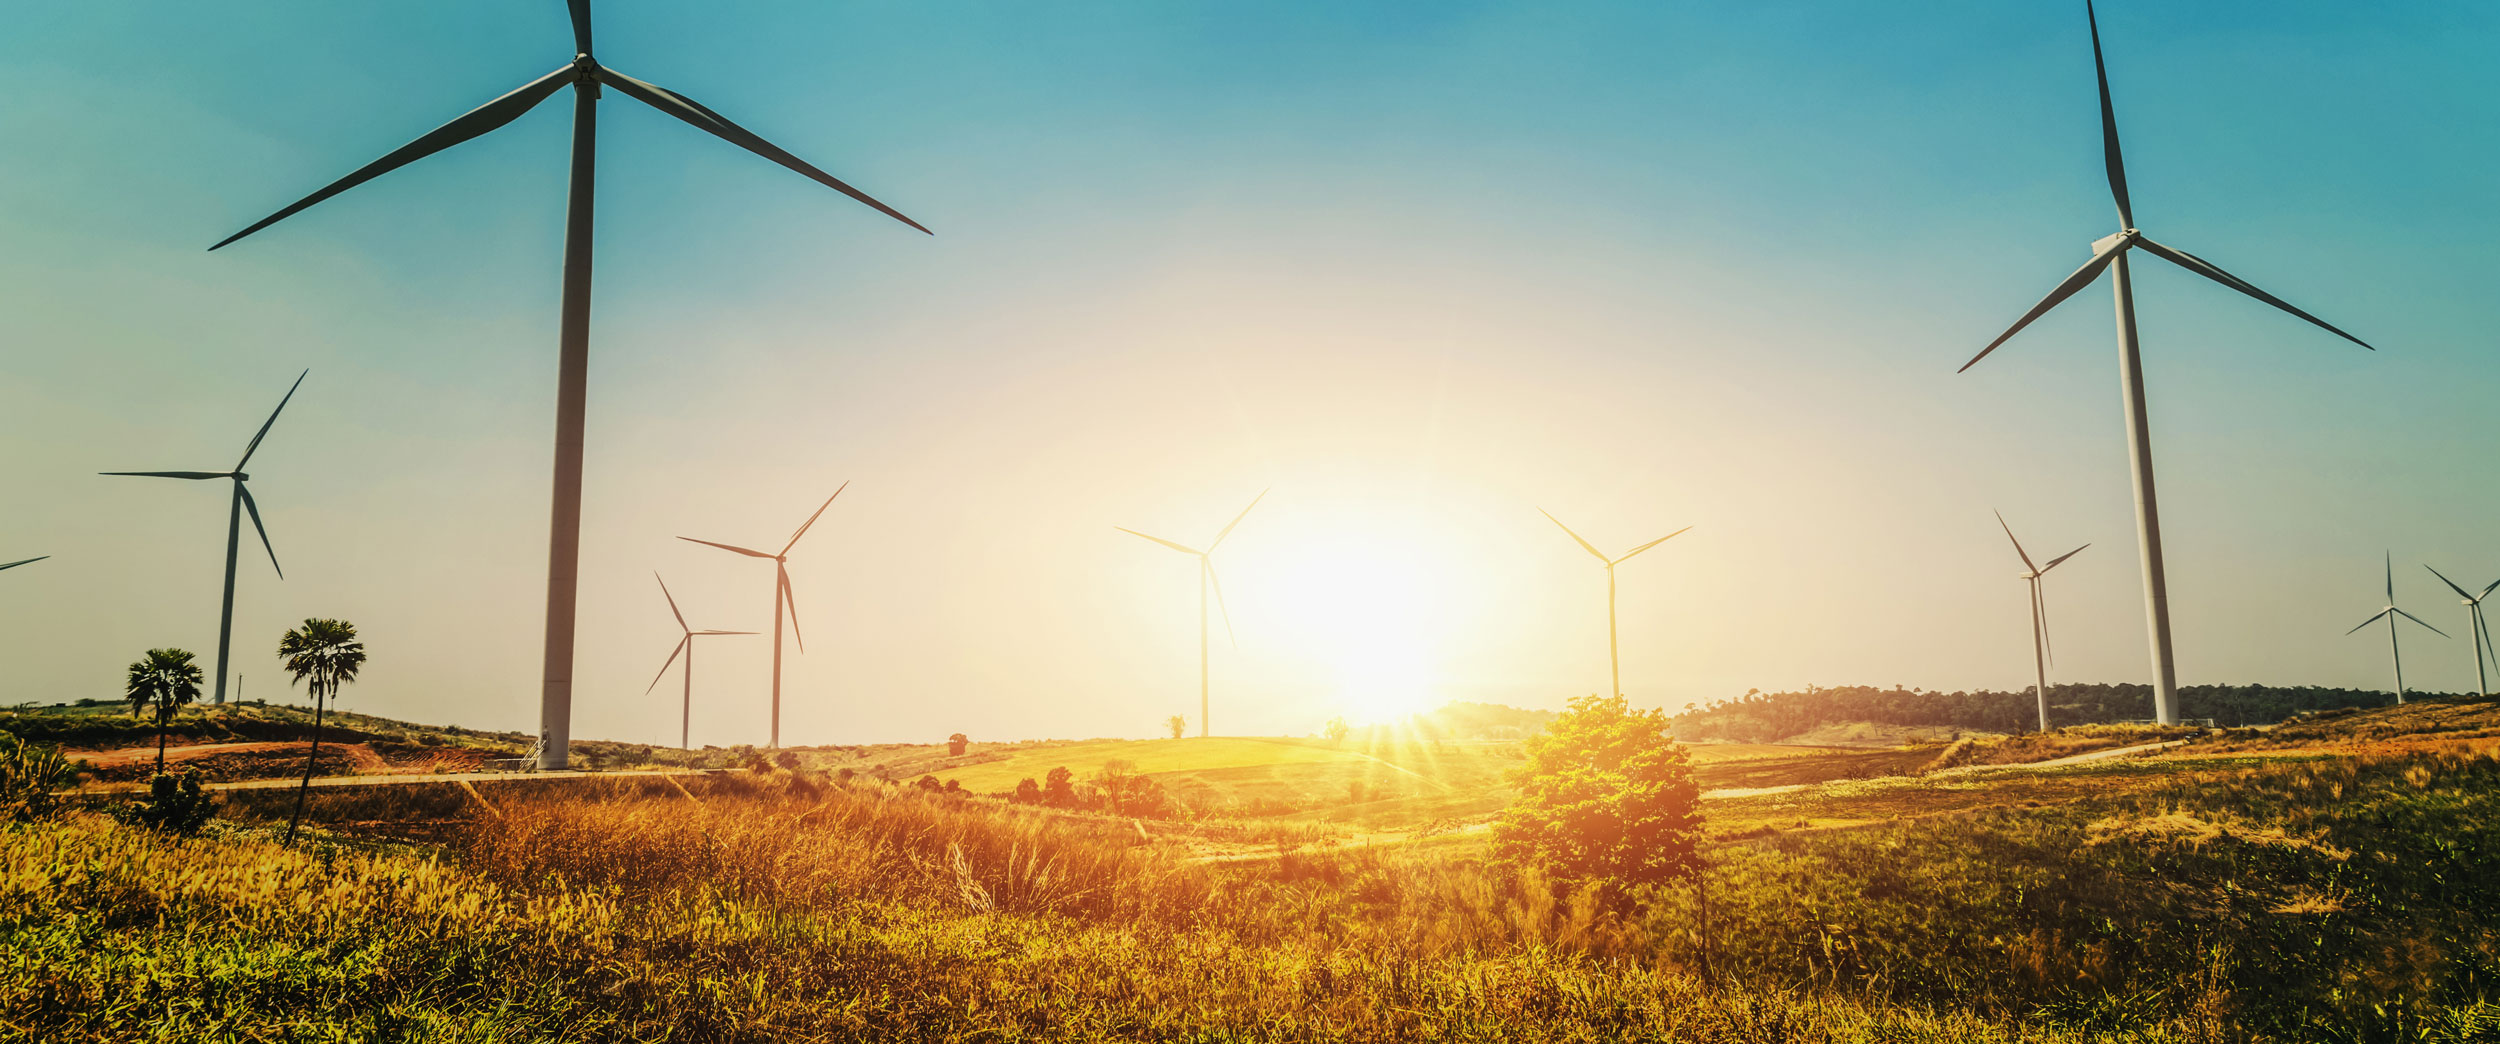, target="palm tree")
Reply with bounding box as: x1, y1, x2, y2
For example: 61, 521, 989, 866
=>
278, 618, 366, 845
123, 649, 205, 775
